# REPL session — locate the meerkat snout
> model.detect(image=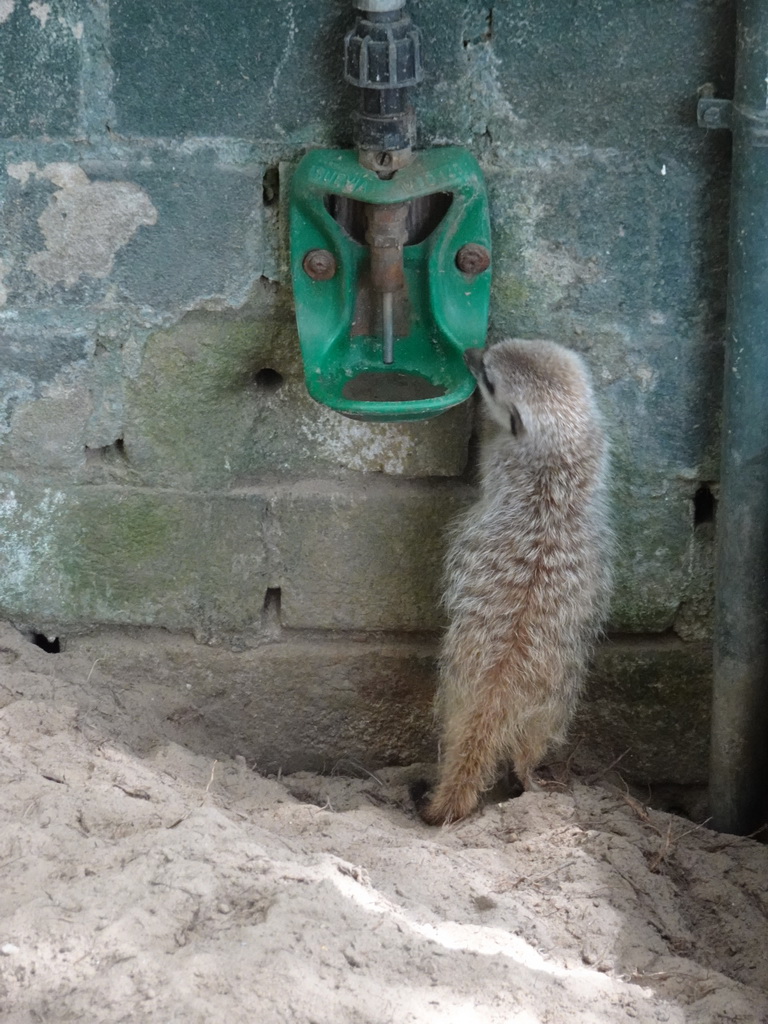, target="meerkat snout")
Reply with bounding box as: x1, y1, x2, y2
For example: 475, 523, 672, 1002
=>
464, 343, 531, 437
